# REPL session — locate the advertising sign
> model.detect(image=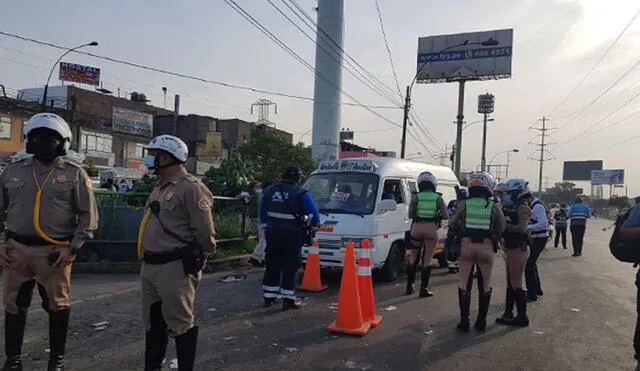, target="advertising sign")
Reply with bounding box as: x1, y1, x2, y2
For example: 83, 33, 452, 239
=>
591, 169, 625, 185
112, 107, 153, 137
478, 93, 495, 114
562, 160, 603, 181
205, 132, 222, 157
416, 29, 513, 83
340, 130, 354, 141
59, 62, 101, 86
